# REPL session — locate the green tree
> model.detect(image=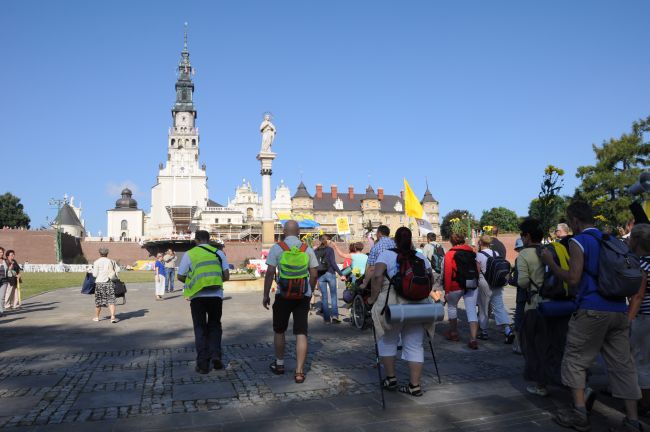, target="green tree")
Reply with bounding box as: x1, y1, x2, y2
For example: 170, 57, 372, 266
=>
0, 193, 30, 228
479, 207, 520, 233
528, 195, 569, 234
575, 116, 650, 229
441, 209, 478, 240
530, 165, 566, 239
